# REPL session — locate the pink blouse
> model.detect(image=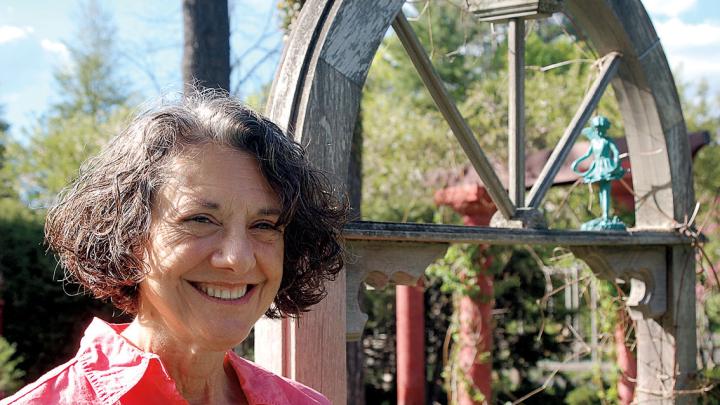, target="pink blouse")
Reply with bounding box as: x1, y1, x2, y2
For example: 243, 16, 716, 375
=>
1, 318, 329, 405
